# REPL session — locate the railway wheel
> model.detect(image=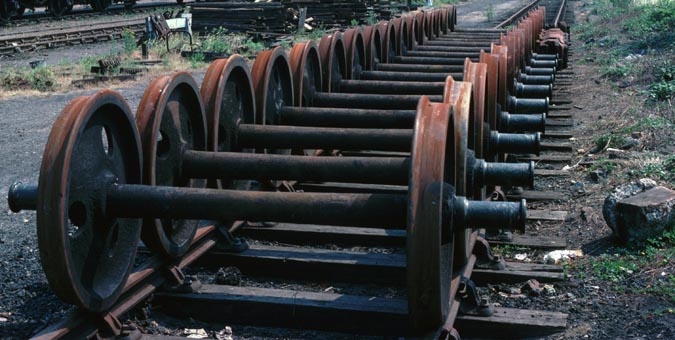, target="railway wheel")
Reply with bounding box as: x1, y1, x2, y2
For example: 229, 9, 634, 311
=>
200, 55, 257, 194
36, 90, 143, 311
49, 0, 73, 17
135, 72, 208, 258
90, 0, 112, 12
407, 96, 453, 331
